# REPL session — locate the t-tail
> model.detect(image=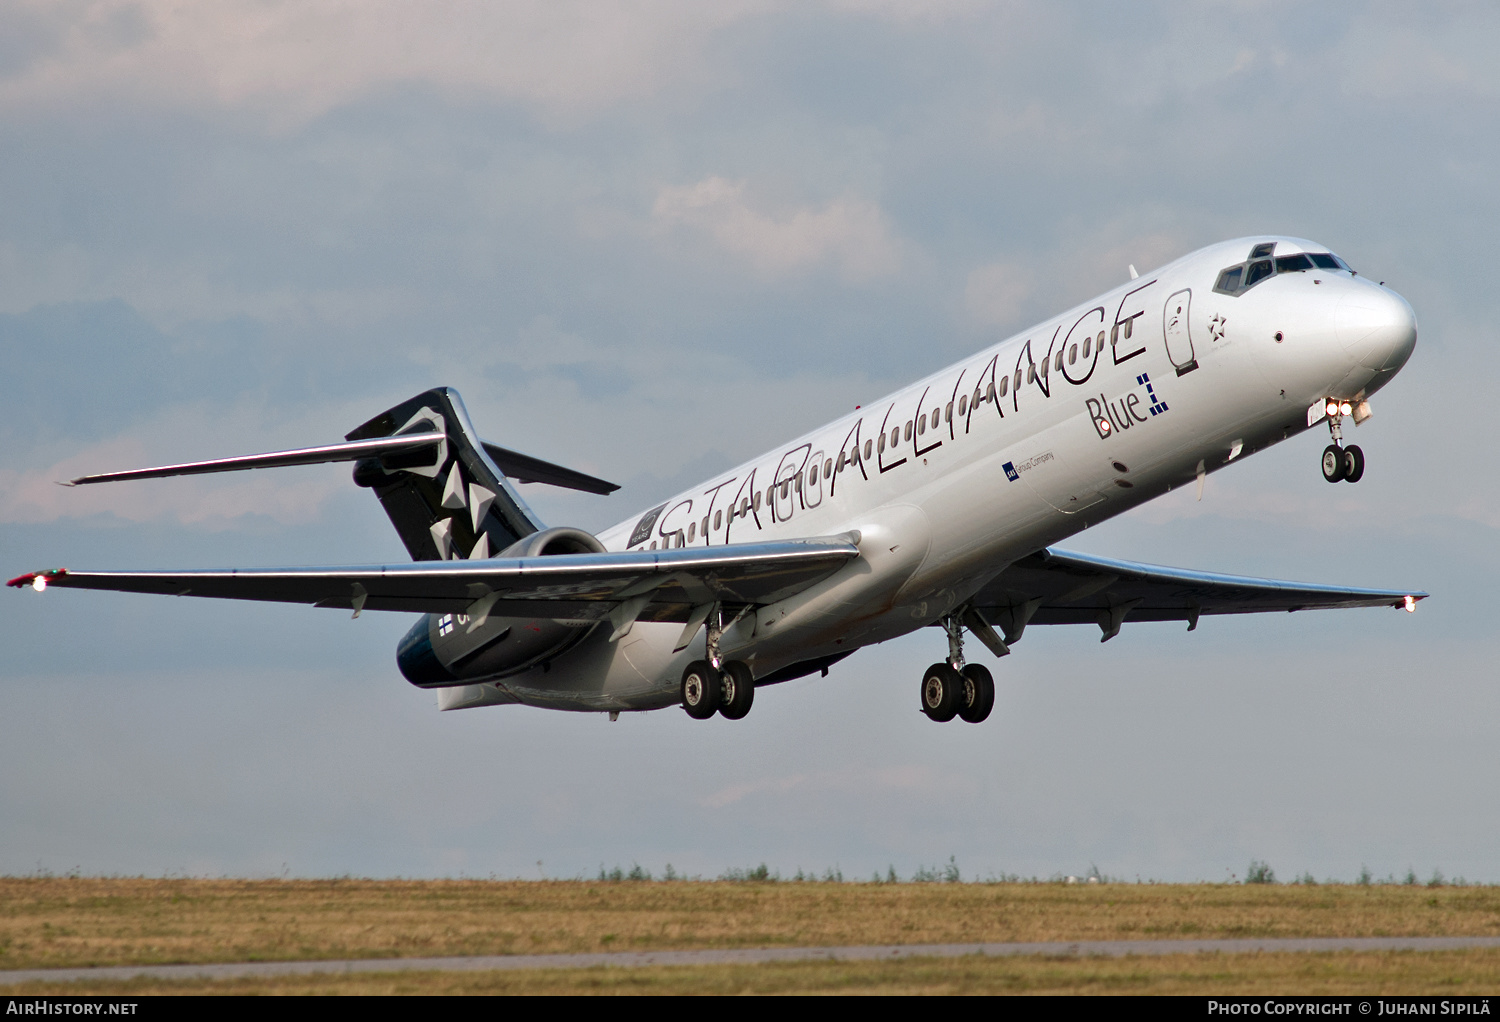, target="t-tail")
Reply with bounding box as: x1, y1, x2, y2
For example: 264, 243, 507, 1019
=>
346, 388, 542, 561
